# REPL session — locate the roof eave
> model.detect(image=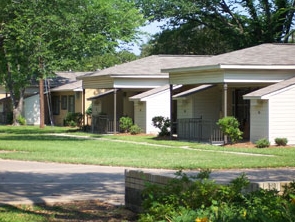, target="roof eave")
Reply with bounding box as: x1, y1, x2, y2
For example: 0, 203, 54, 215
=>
110, 74, 169, 78
163, 64, 295, 74
162, 64, 221, 73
